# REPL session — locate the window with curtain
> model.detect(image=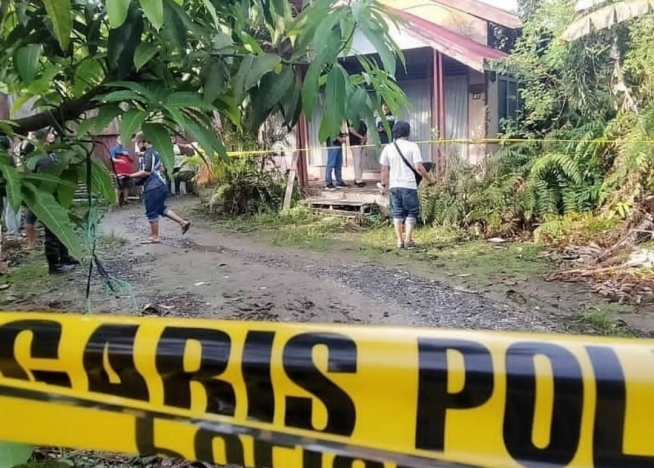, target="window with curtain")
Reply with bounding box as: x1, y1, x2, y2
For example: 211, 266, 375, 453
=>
306, 97, 328, 166
397, 79, 432, 163
443, 75, 469, 161
498, 75, 522, 128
